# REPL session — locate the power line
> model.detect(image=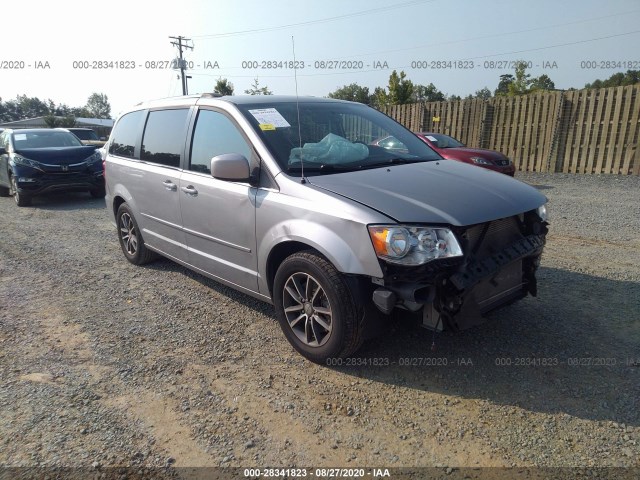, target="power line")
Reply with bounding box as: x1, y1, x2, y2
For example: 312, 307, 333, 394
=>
191, 0, 436, 39
320, 9, 640, 60
459, 29, 640, 61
